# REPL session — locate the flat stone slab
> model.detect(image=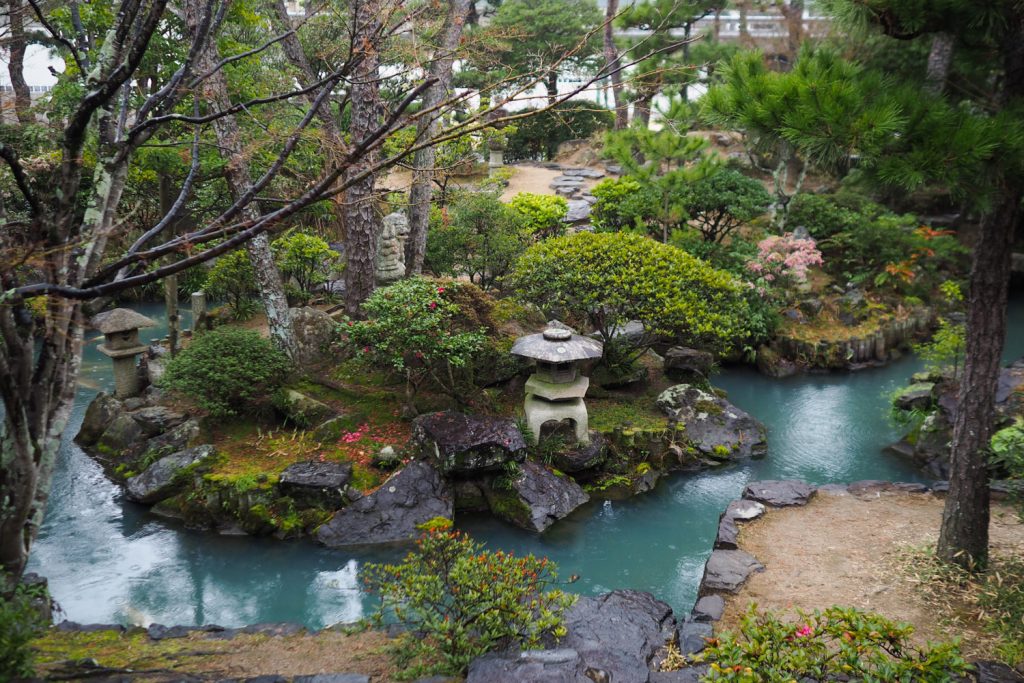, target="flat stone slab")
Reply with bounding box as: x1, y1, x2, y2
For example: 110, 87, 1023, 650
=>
126, 445, 216, 504
700, 549, 764, 593
715, 499, 766, 550
278, 461, 352, 509
743, 480, 816, 507
677, 620, 713, 655
293, 676, 371, 683
466, 649, 592, 682
691, 594, 725, 622
130, 405, 187, 437
316, 461, 453, 547
564, 199, 592, 223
